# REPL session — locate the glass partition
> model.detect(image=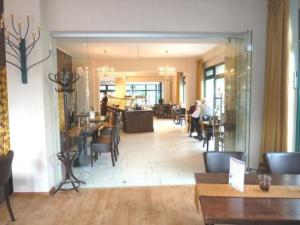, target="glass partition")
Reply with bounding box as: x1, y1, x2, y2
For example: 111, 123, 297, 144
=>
223, 32, 252, 165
